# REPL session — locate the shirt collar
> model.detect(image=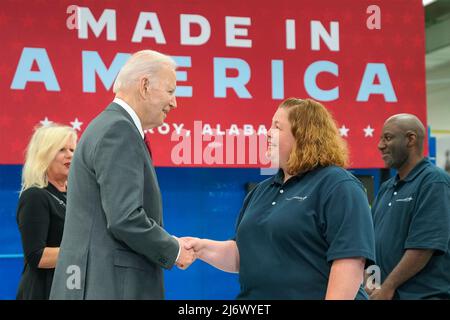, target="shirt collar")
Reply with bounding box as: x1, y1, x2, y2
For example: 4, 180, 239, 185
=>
113, 98, 144, 139
271, 168, 311, 186
272, 169, 285, 185
391, 157, 430, 186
